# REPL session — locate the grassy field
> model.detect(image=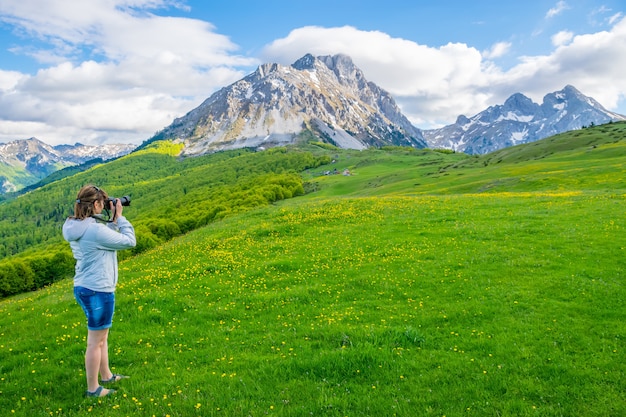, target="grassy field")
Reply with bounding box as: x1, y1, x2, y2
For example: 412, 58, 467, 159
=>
1, 124, 625, 416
